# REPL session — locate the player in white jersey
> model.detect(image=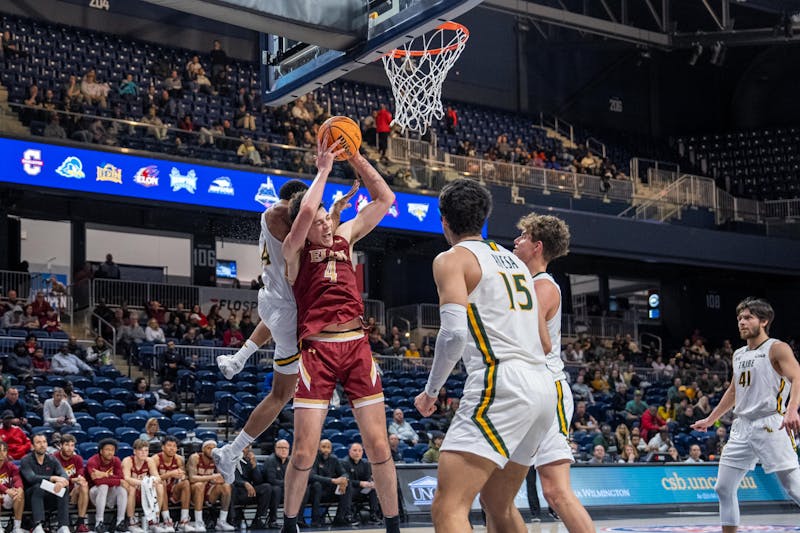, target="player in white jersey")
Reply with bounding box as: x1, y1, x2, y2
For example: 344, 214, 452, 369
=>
513, 213, 594, 532
692, 297, 800, 532
415, 179, 556, 533
213, 140, 354, 483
